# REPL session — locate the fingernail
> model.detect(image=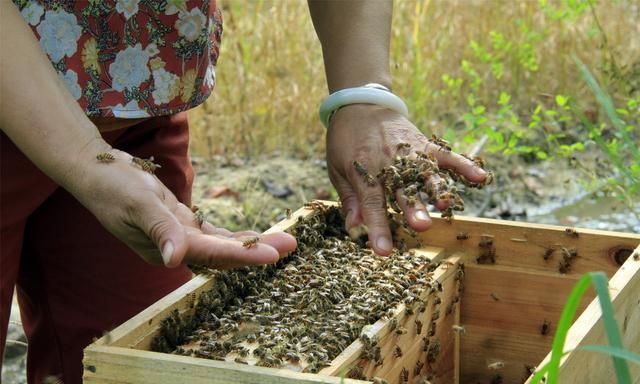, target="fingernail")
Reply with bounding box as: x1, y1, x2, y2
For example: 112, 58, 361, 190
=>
162, 240, 174, 266
414, 210, 430, 222
474, 167, 487, 177
376, 236, 393, 253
